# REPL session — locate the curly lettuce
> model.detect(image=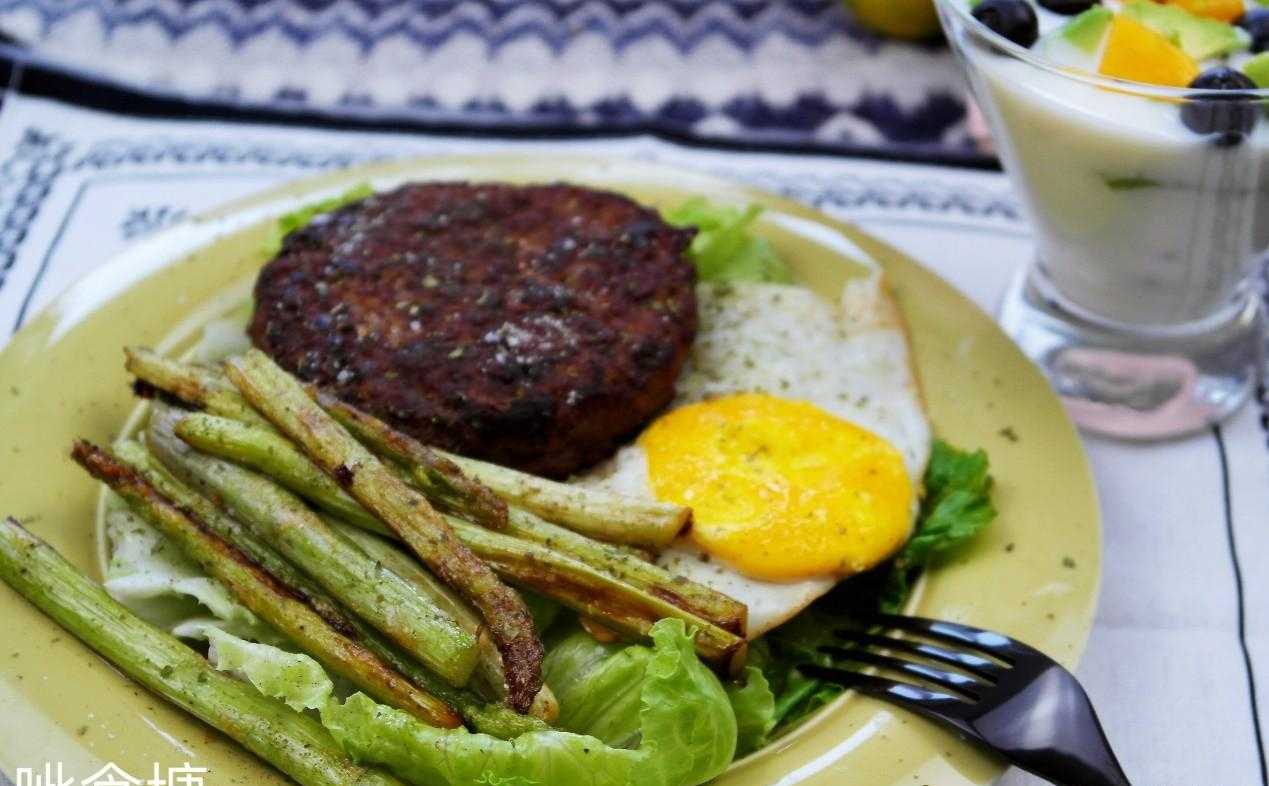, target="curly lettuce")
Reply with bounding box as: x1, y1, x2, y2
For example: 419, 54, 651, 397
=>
663, 198, 793, 284
632, 620, 737, 786
543, 628, 647, 748
211, 619, 736, 786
